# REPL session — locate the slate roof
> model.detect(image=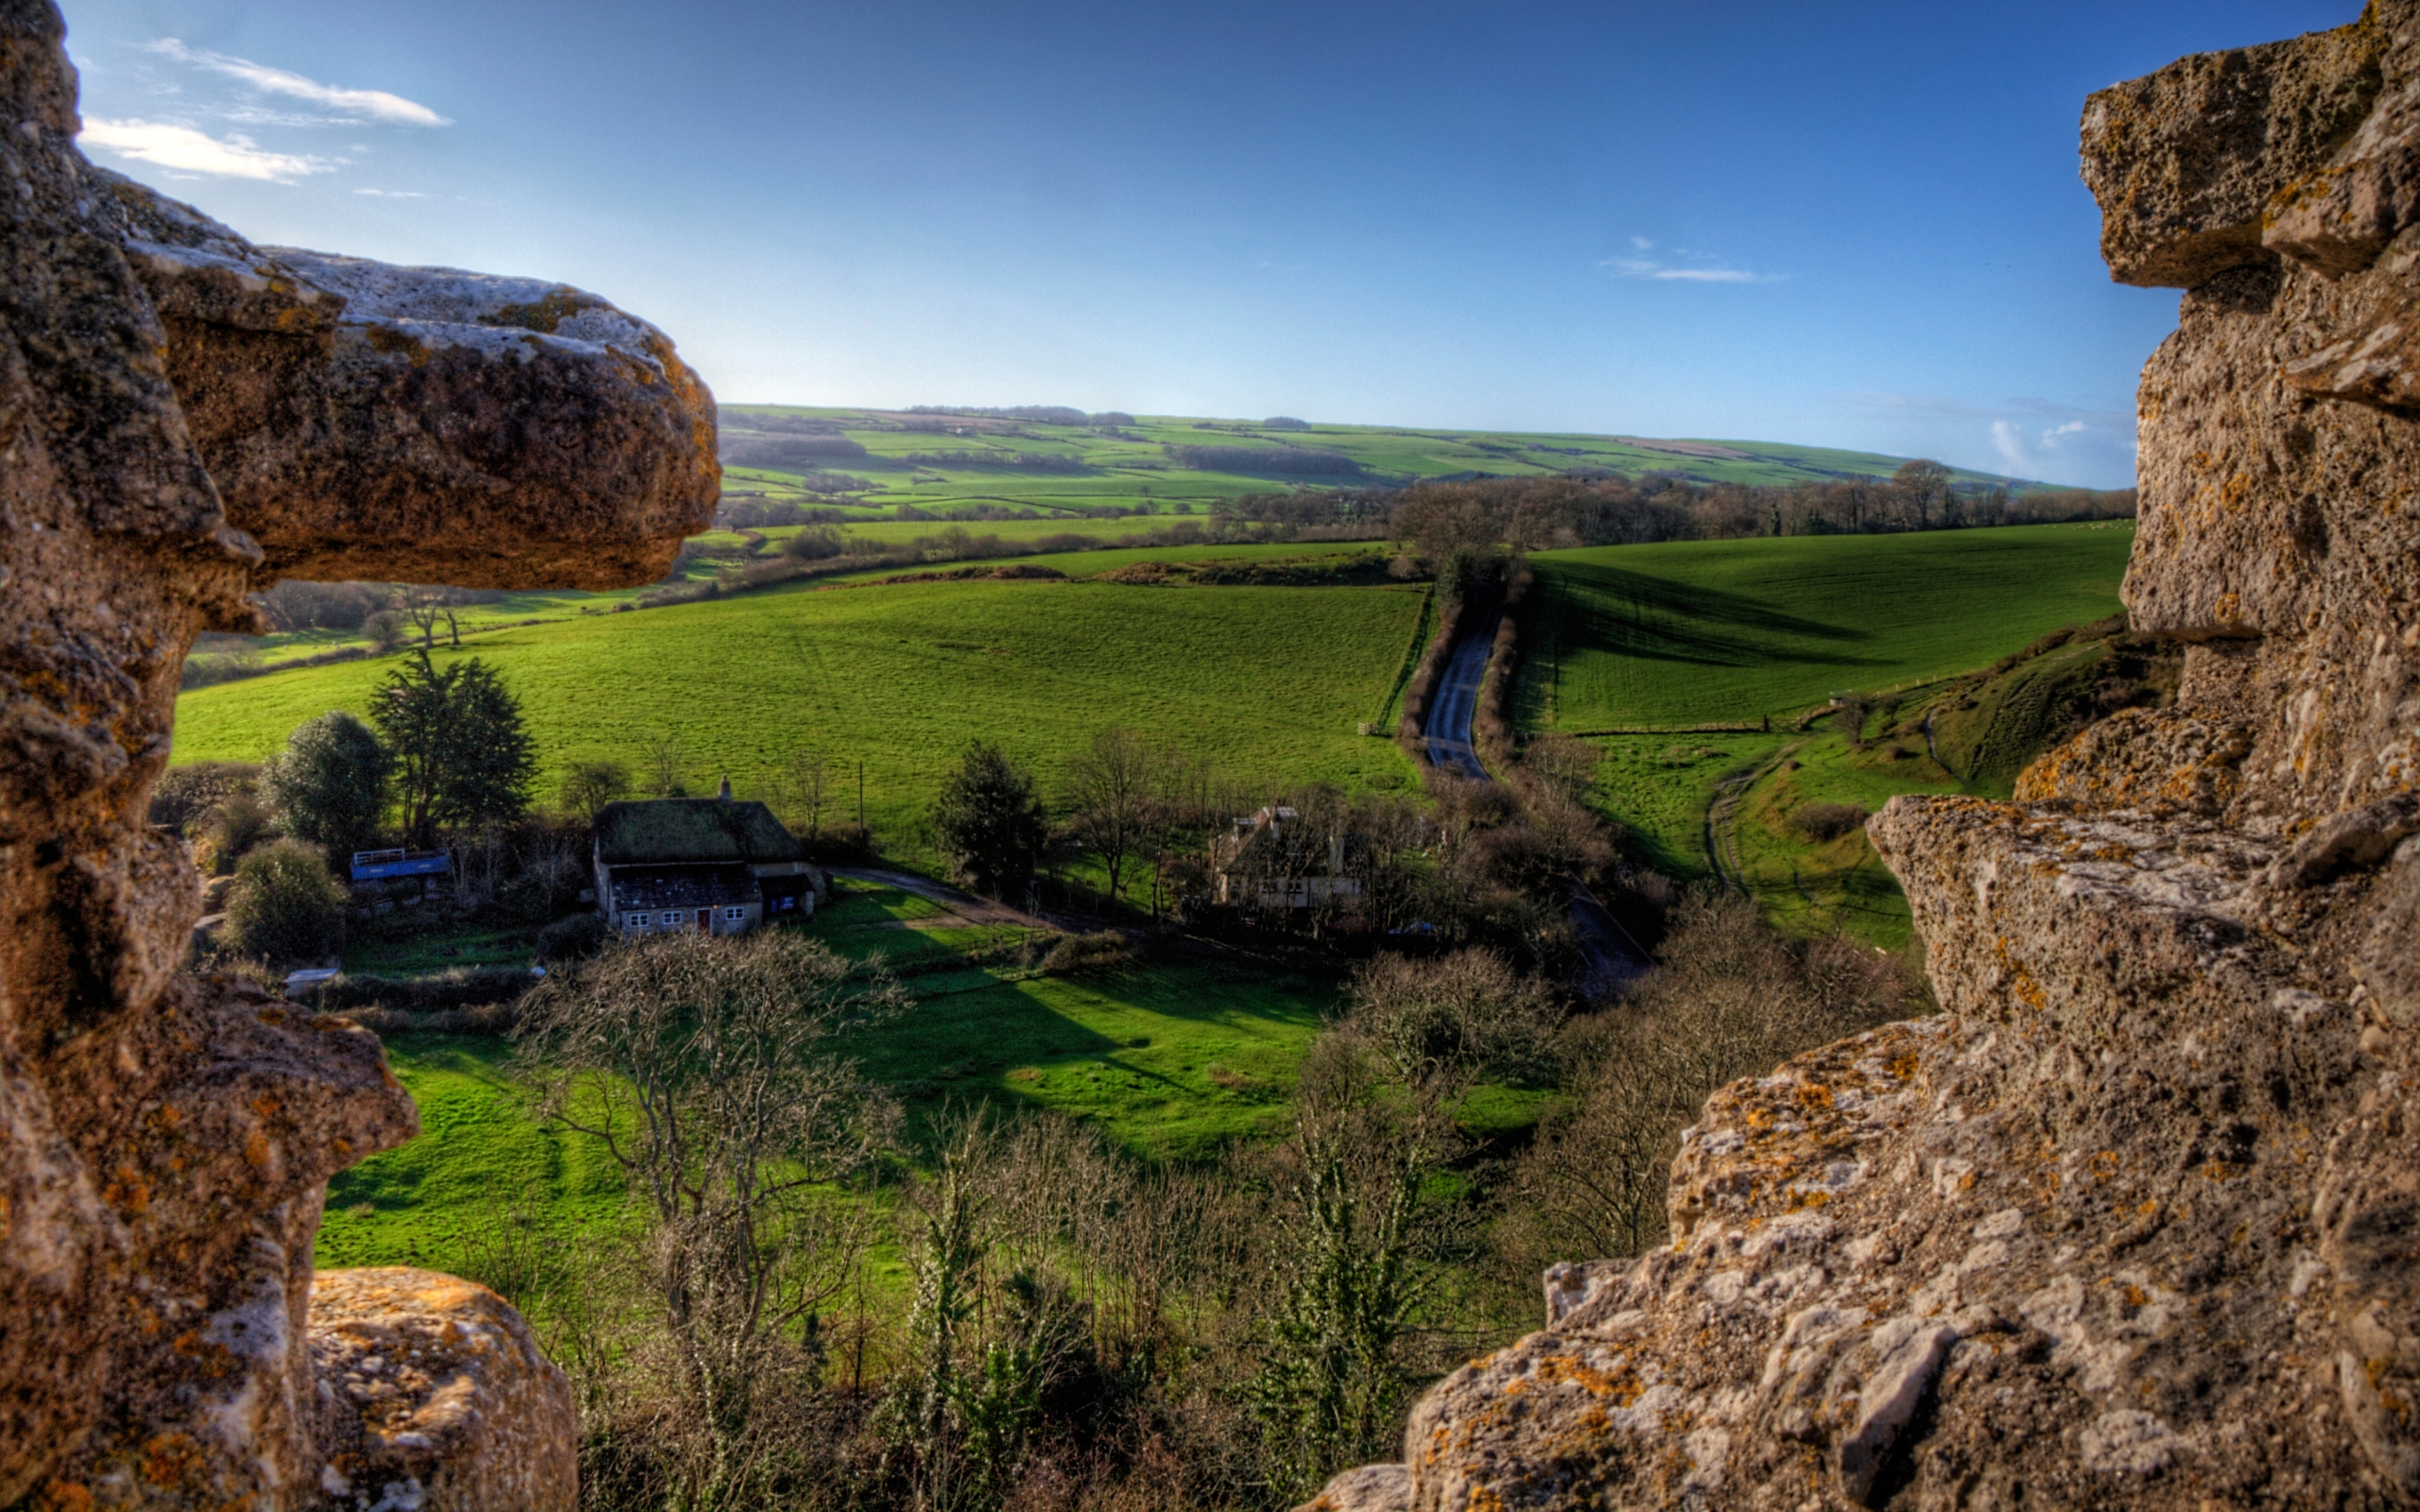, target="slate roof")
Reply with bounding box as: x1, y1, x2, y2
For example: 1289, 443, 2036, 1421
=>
607, 865, 757, 913
594, 798, 806, 868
